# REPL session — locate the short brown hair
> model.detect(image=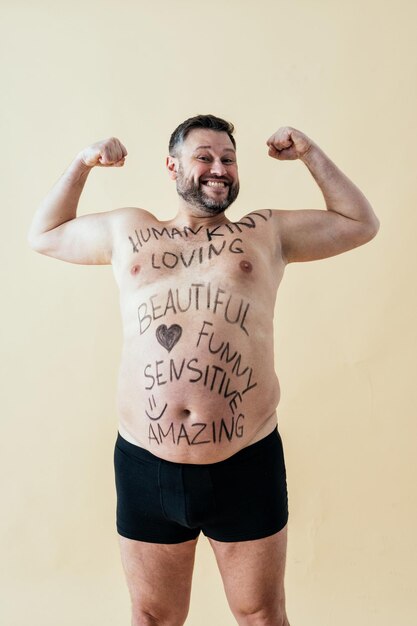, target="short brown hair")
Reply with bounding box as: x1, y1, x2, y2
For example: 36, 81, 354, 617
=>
169, 114, 236, 157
